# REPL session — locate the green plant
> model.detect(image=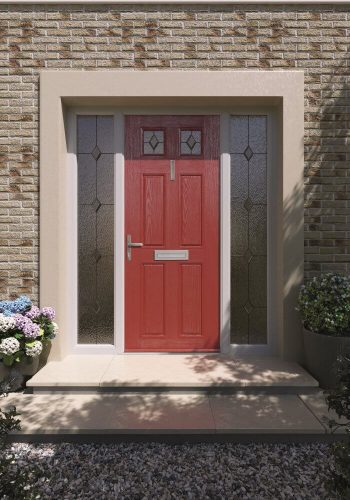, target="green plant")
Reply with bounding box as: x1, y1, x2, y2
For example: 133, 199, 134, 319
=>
325, 354, 350, 497
0, 377, 42, 499
0, 377, 21, 443
298, 273, 350, 336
